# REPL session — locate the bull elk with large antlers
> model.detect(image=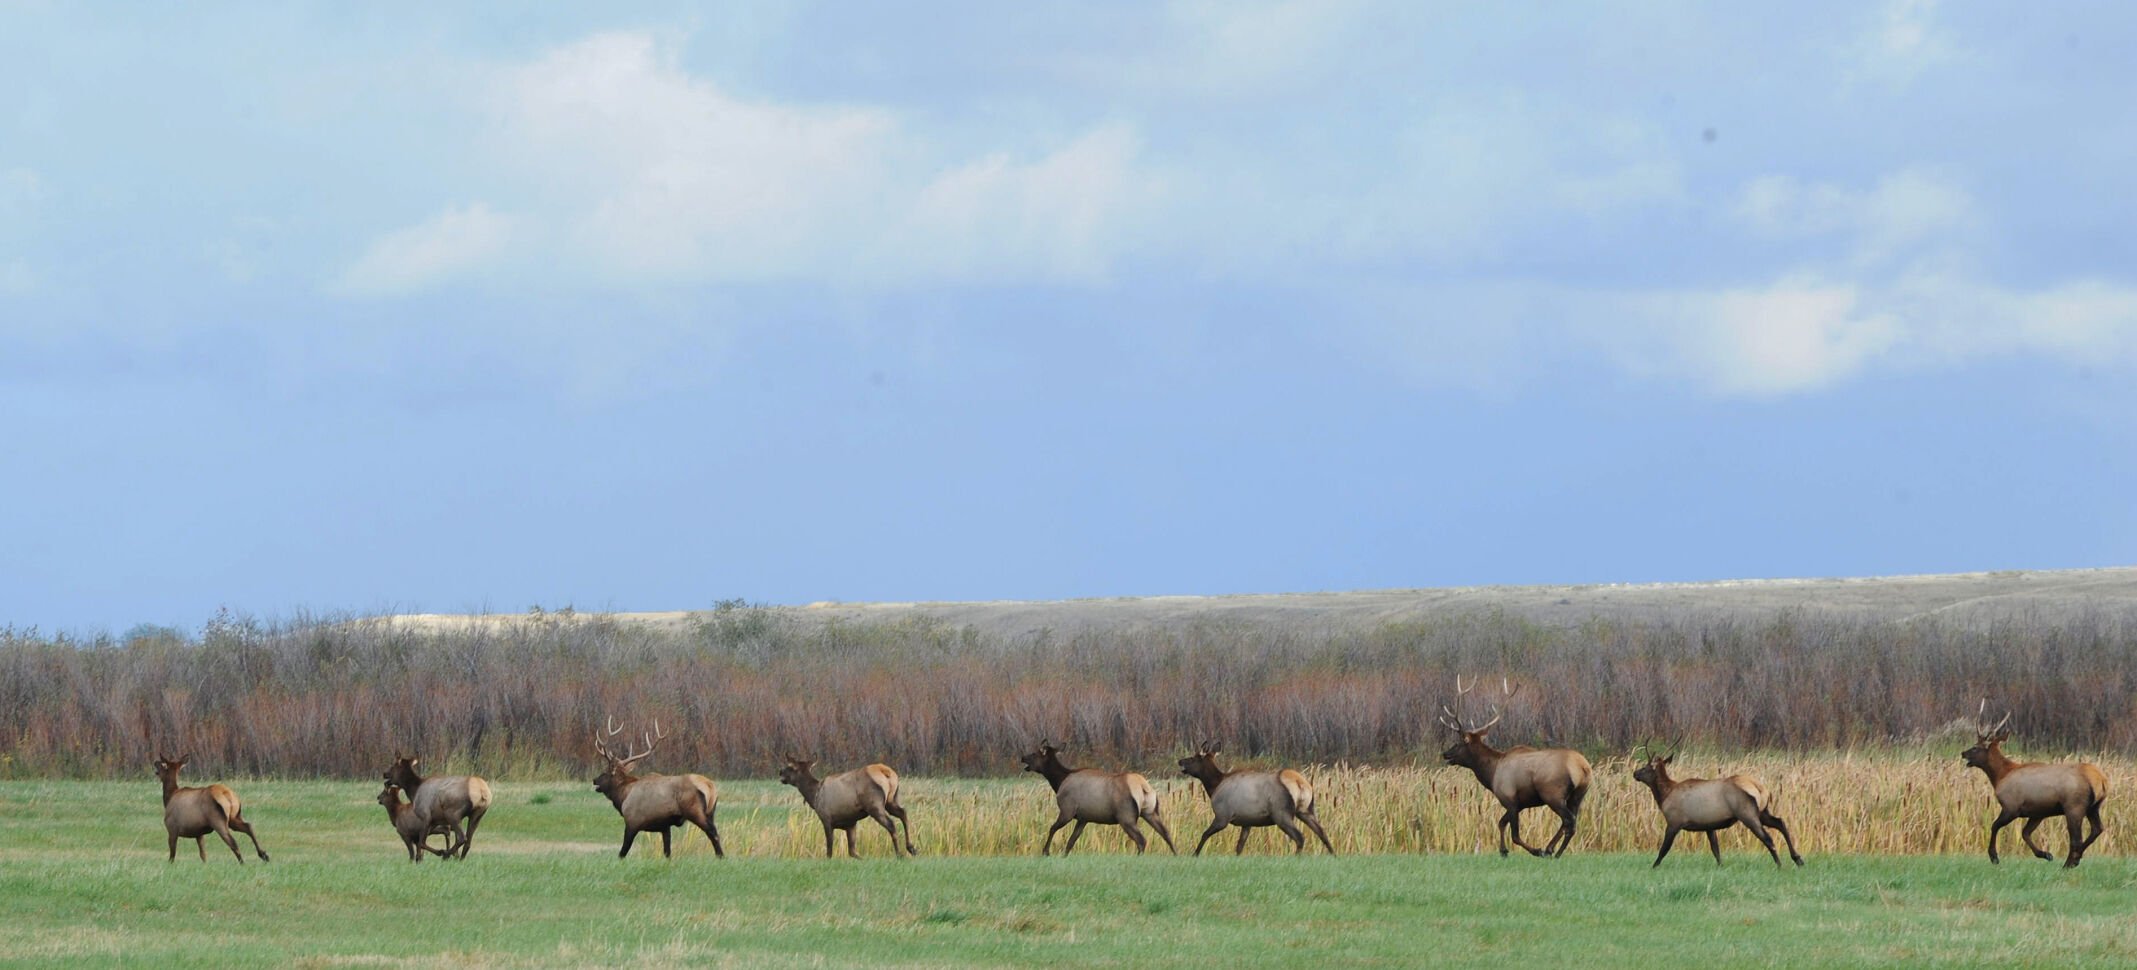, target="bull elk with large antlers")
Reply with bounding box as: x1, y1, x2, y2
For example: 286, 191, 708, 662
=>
1962, 701, 2109, 868
1019, 740, 1177, 855
1438, 677, 1592, 858
1630, 744, 1803, 868
152, 753, 269, 863
1177, 741, 1334, 855
778, 756, 917, 858
591, 717, 725, 859
383, 753, 491, 860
